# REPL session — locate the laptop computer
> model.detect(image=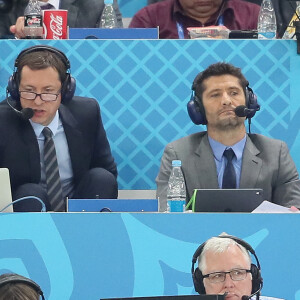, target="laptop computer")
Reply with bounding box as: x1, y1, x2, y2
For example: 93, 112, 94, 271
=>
0, 168, 13, 212
67, 199, 158, 212
101, 295, 226, 300
192, 188, 264, 213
